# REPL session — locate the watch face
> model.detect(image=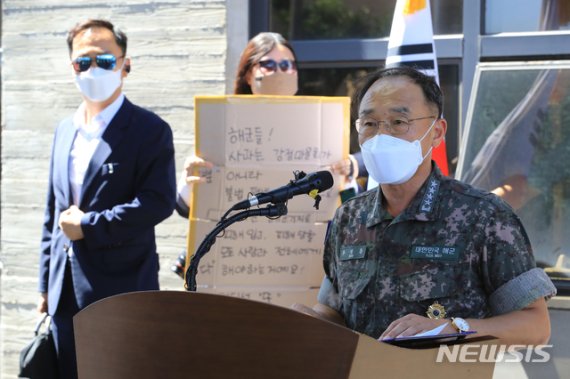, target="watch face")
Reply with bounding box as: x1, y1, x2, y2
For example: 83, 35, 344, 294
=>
454, 318, 470, 331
